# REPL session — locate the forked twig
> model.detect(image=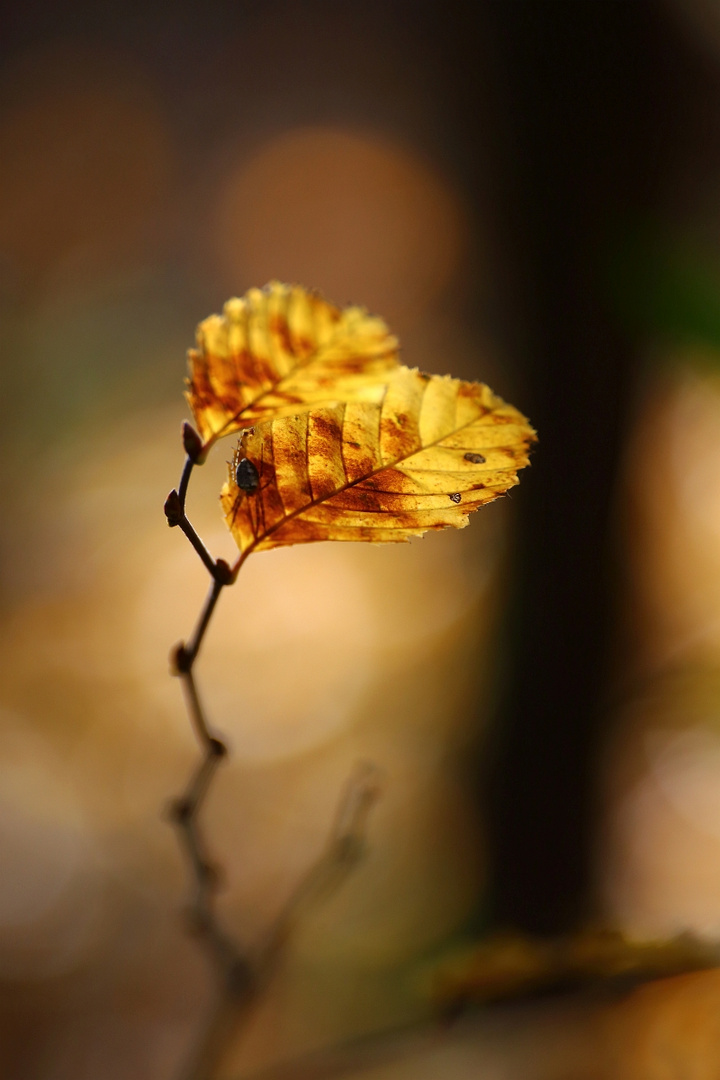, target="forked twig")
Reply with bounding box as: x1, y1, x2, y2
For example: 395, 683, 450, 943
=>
164, 422, 381, 1080
261, 761, 383, 970
178, 762, 383, 1080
